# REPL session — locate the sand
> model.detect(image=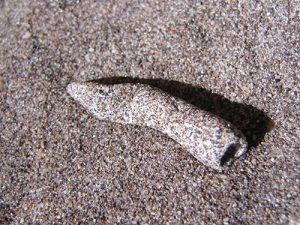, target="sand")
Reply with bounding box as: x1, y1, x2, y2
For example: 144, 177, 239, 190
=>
0, 0, 299, 224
